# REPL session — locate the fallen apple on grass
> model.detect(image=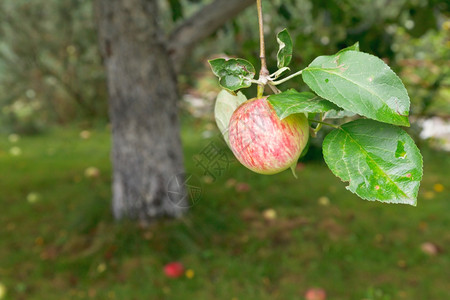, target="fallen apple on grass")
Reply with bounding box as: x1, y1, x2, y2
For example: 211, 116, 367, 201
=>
305, 287, 327, 300
228, 97, 309, 175
163, 262, 185, 278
